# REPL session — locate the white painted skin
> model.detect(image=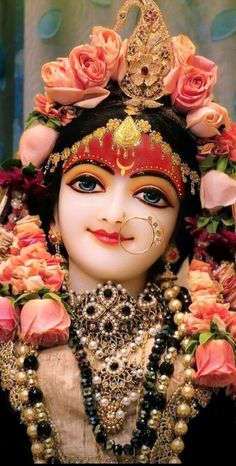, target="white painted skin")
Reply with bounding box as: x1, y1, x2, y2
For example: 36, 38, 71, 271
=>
54, 162, 180, 297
